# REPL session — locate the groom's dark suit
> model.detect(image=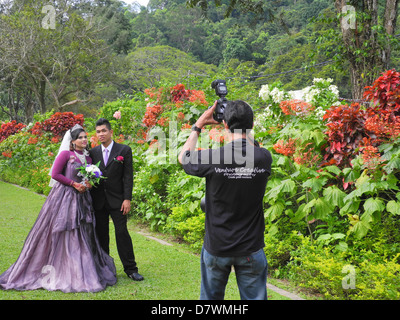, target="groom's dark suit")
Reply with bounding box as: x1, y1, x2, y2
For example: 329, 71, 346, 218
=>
90, 141, 138, 275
